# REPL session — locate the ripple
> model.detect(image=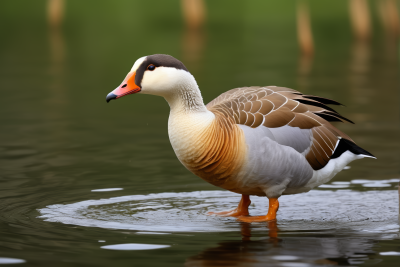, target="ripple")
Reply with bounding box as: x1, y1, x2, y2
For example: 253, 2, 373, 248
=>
4, 149, 37, 158
352, 179, 400, 185
362, 182, 392, 188
351, 179, 376, 184
270, 255, 300, 261
38, 190, 399, 233
318, 184, 349, 189
136, 232, 171, 235
91, 188, 123, 192
380, 251, 400, 256
318, 179, 399, 190
280, 263, 310, 267
332, 181, 351, 185
101, 243, 170, 250
0, 257, 26, 264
